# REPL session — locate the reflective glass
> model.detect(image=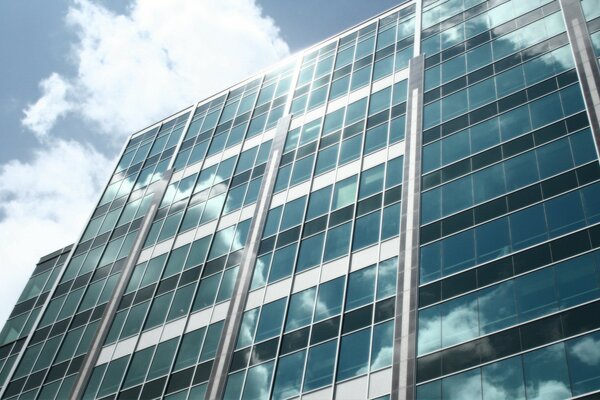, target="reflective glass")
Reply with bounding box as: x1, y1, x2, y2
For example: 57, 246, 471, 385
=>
371, 320, 394, 370
241, 361, 274, 400
303, 340, 337, 392
323, 222, 352, 262
442, 368, 481, 400
314, 277, 345, 322
272, 351, 306, 400
523, 343, 571, 399
255, 299, 287, 342
346, 265, 376, 310
566, 331, 600, 395
337, 328, 371, 381
285, 287, 317, 332
482, 356, 525, 400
